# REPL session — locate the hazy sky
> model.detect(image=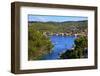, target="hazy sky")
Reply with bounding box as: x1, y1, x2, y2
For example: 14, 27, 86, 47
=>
28, 15, 88, 22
